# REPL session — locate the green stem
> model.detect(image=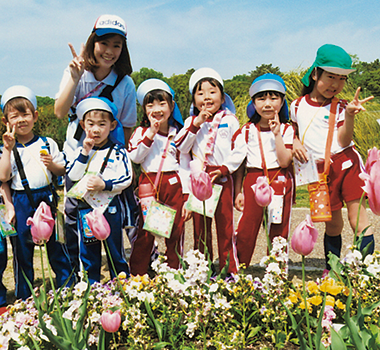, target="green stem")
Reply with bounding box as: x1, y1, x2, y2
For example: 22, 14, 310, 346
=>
353, 191, 366, 247
39, 245, 46, 295
203, 200, 208, 261
103, 240, 130, 307
43, 241, 70, 339
302, 255, 313, 349
263, 207, 272, 253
